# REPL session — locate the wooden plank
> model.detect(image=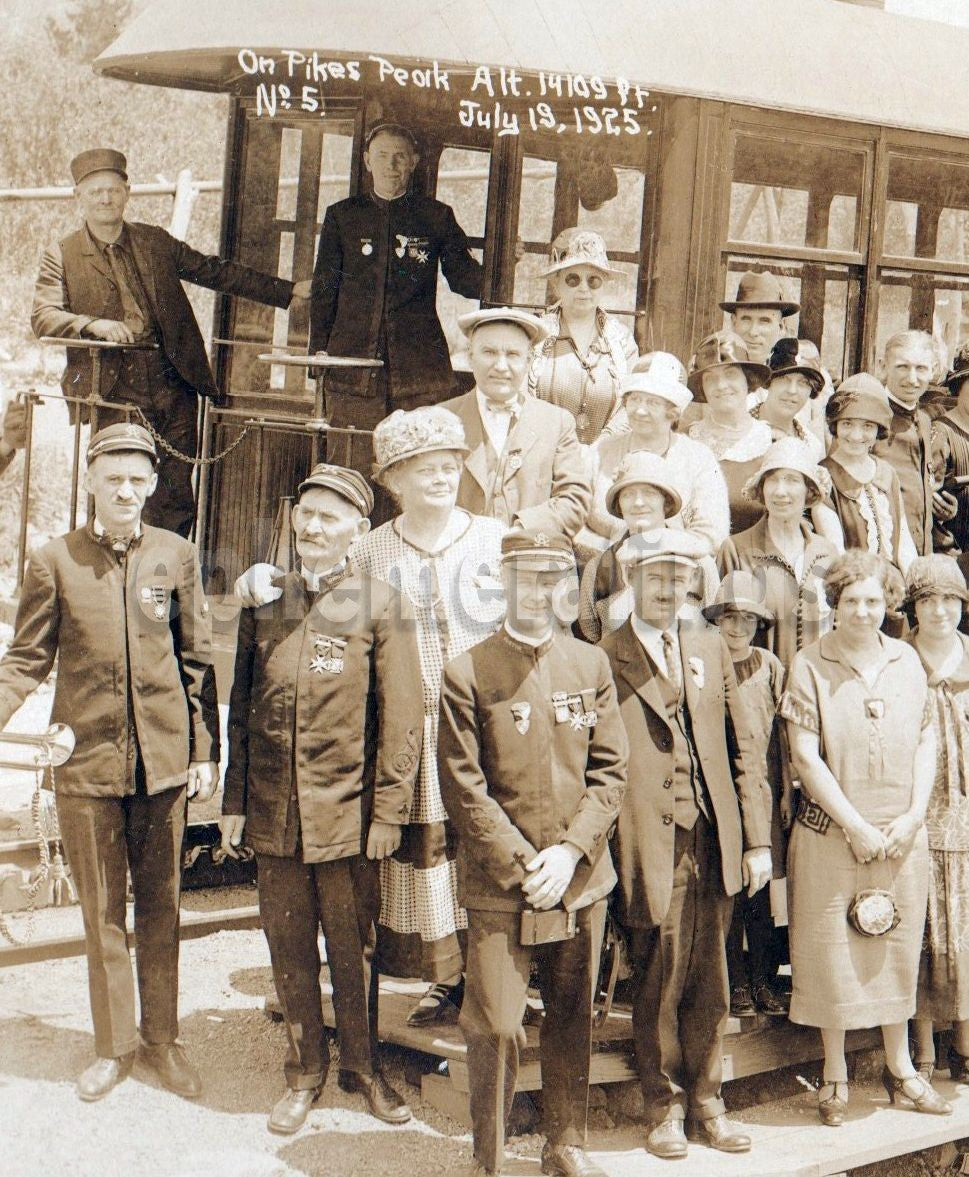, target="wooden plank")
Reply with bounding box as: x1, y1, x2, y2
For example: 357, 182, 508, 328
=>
421, 1073, 471, 1127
